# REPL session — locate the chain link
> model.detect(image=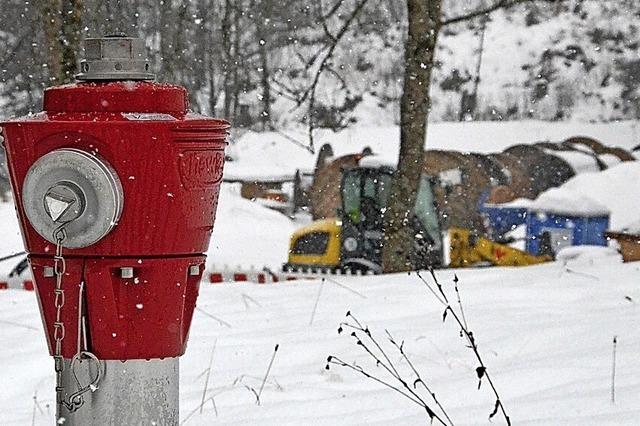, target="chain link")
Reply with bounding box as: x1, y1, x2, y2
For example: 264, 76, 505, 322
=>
52, 226, 68, 419
52, 226, 104, 420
